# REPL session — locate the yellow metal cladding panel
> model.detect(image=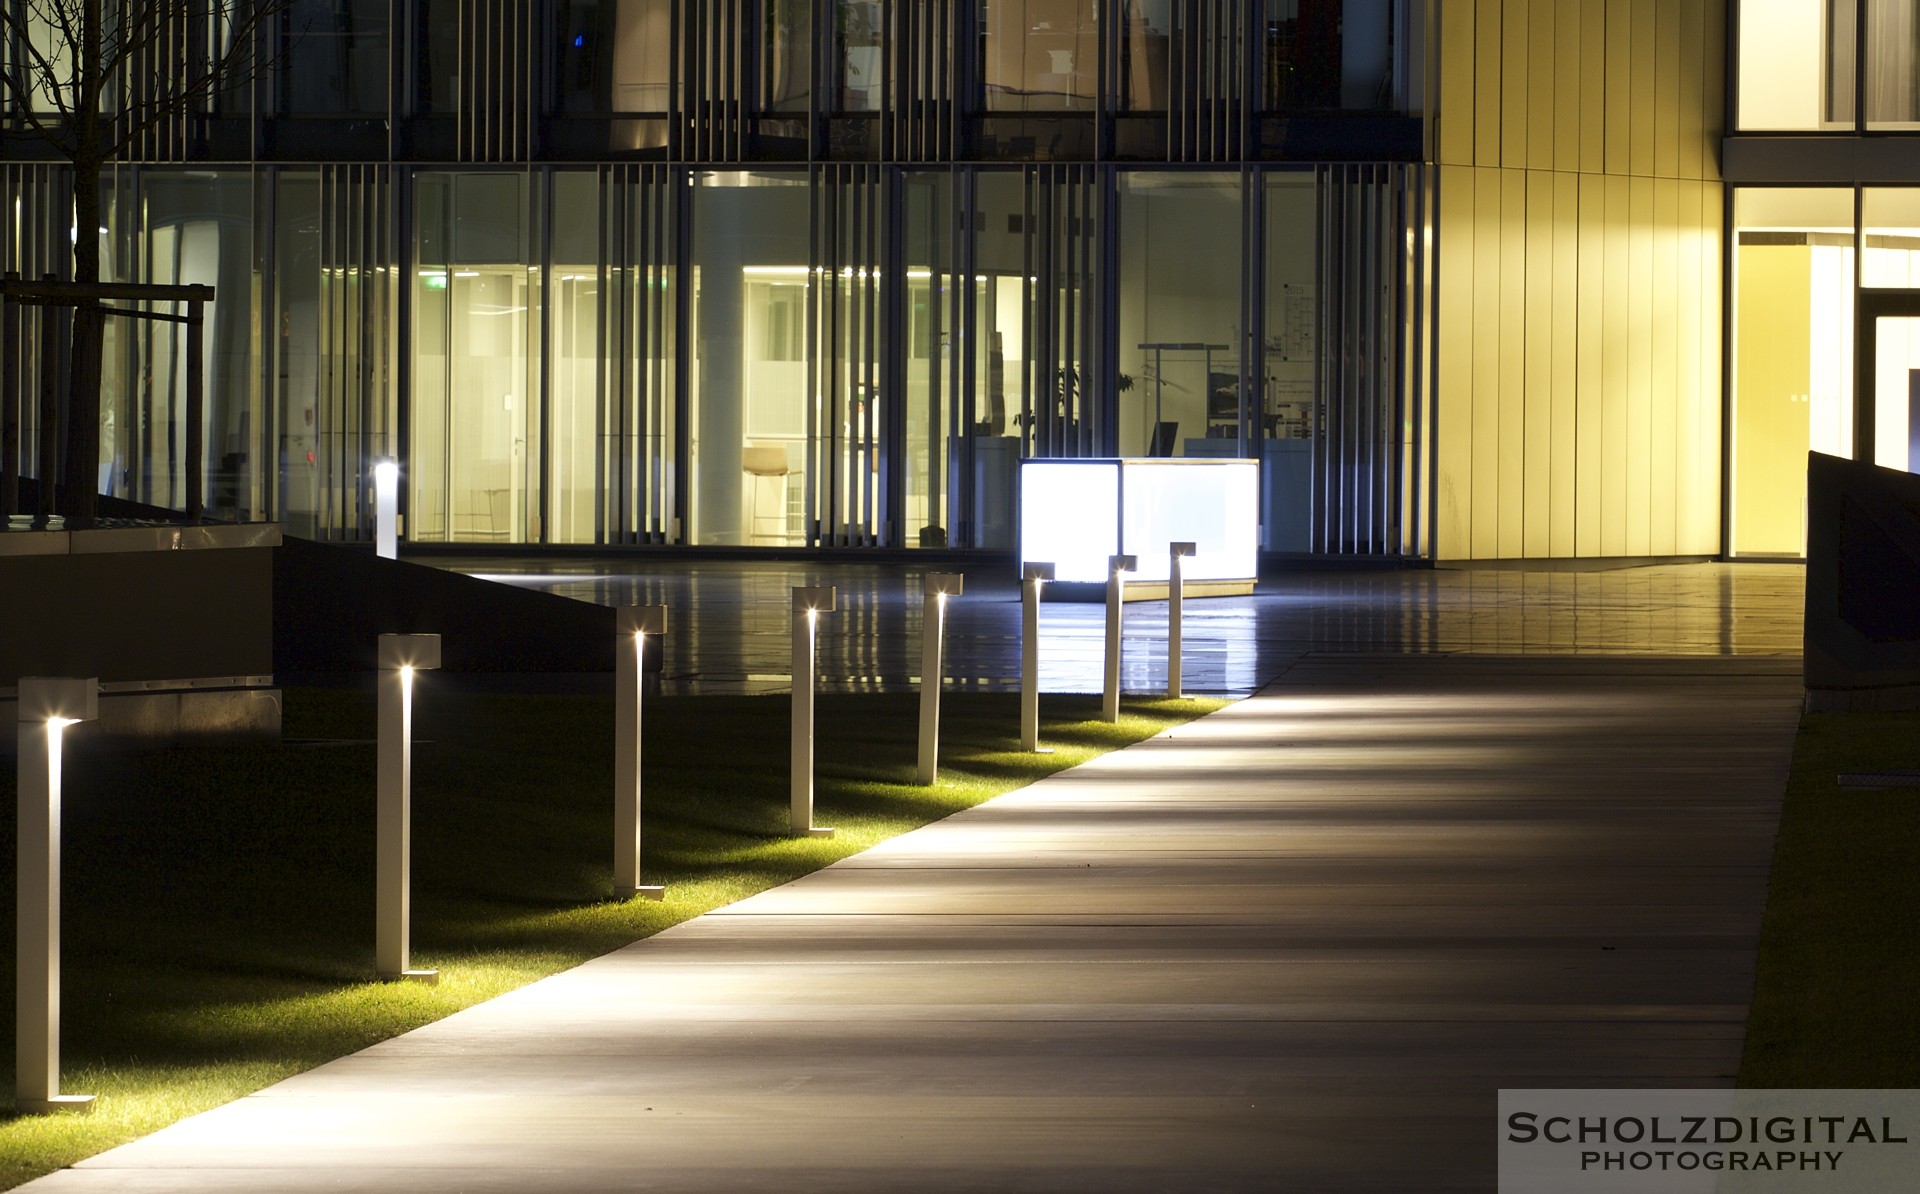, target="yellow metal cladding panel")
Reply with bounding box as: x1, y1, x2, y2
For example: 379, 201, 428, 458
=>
1630, 0, 1657, 179
1555, 0, 1583, 174
1524, 171, 1555, 559
1626, 175, 1656, 557
1696, 184, 1726, 553
1602, 174, 1632, 557
1576, 174, 1607, 556
1435, 167, 1478, 558
1606, 0, 1632, 176
1477, 0, 1505, 165
1473, 168, 1505, 558
1551, 172, 1581, 557
1502, 0, 1531, 169
1655, 0, 1682, 179
1500, 168, 1528, 559
1581, 0, 1608, 176
1529, 0, 1556, 172
1650, 178, 1681, 556
1678, 0, 1708, 180
1439, 0, 1477, 166
1702, 0, 1727, 176
1676, 180, 1708, 552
